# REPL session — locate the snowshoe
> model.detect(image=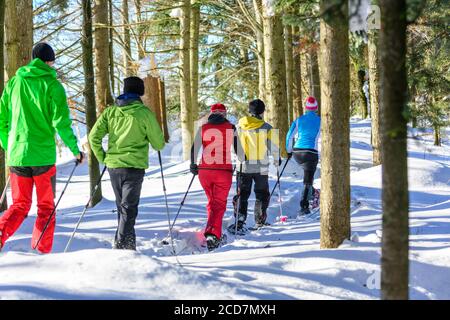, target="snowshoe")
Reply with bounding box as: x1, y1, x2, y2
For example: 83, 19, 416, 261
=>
205, 234, 227, 251
311, 188, 320, 210
113, 235, 136, 250
249, 222, 270, 231
227, 221, 248, 235
298, 207, 311, 216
